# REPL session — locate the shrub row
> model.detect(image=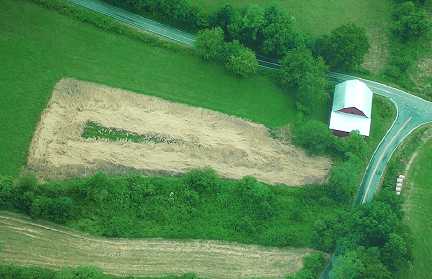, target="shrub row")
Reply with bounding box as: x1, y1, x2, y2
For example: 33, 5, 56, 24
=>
0, 265, 199, 279
0, 168, 341, 248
